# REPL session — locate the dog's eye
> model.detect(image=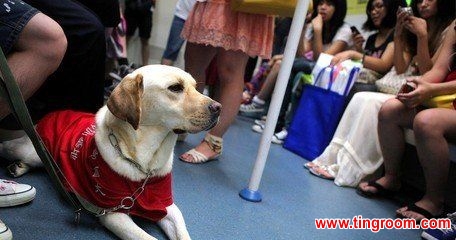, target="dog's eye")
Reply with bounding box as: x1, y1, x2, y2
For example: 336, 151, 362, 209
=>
168, 84, 184, 93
